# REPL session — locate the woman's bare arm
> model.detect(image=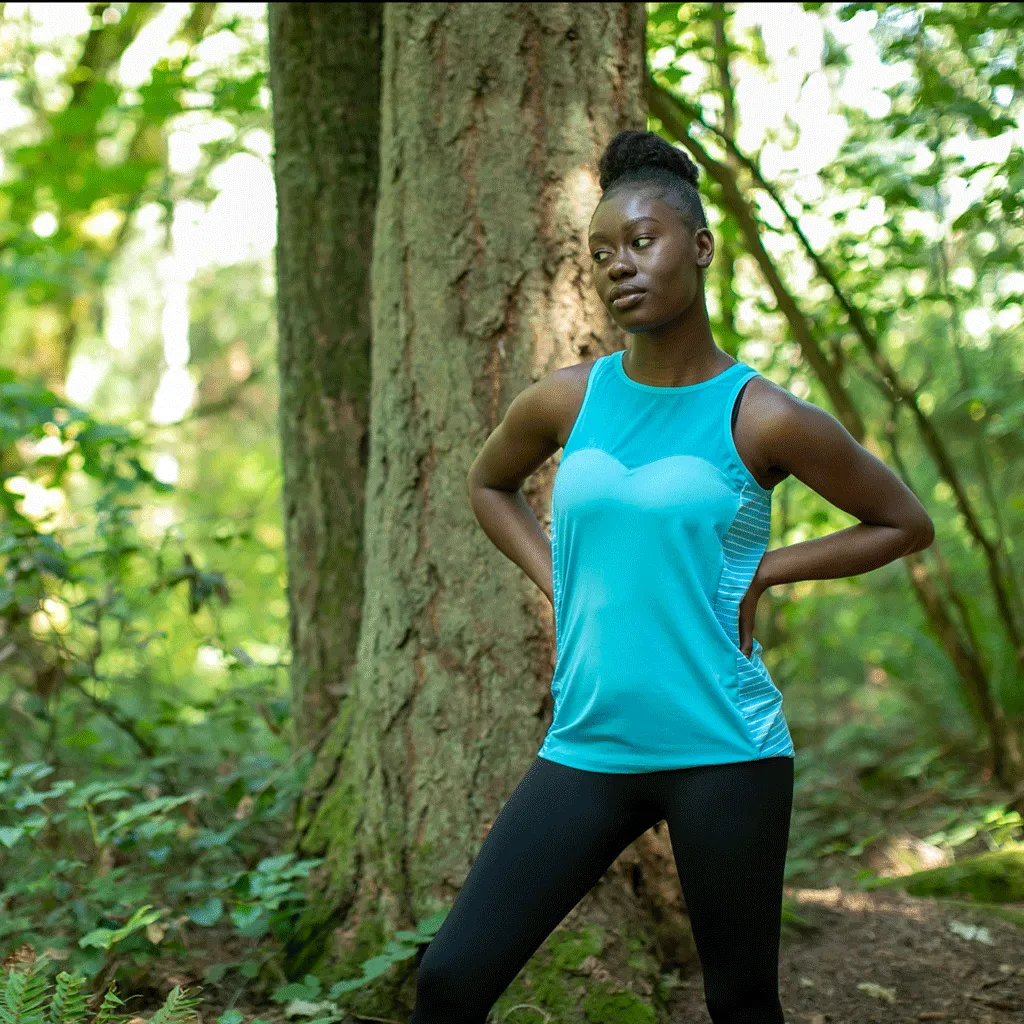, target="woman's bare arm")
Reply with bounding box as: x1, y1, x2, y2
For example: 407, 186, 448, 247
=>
751, 379, 935, 595
466, 367, 588, 605
731, 378, 934, 658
